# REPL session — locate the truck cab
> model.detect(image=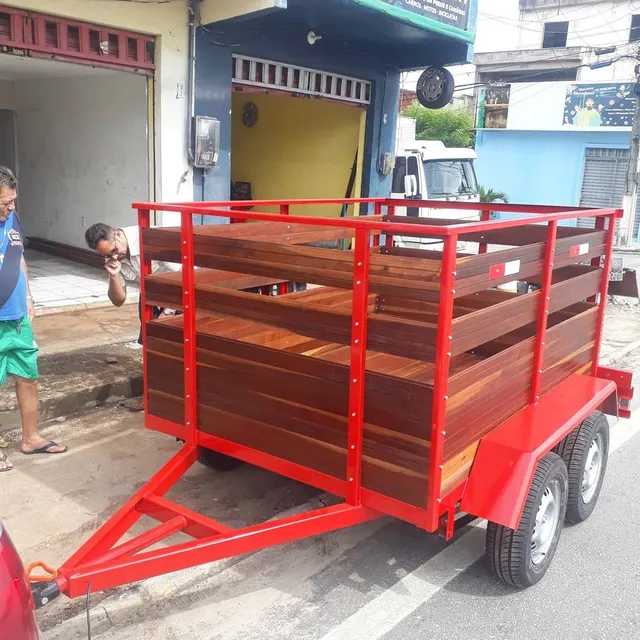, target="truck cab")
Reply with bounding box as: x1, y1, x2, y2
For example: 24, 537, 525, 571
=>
391, 141, 479, 249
